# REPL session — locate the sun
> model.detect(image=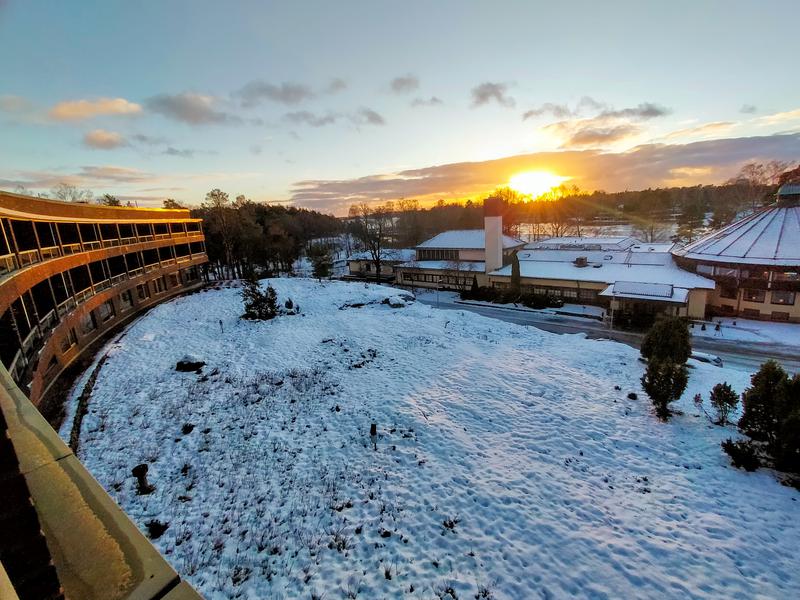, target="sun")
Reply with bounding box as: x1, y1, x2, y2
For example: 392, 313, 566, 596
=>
508, 171, 569, 198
